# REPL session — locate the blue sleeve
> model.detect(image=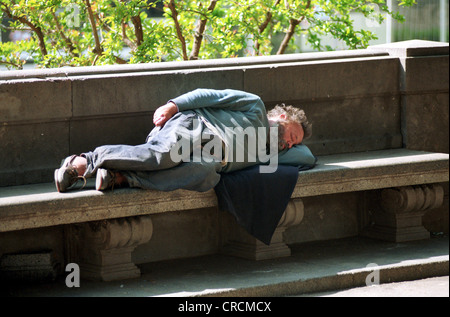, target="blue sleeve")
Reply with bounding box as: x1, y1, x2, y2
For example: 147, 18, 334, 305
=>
170, 88, 265, 114
278, 144, 317, 170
